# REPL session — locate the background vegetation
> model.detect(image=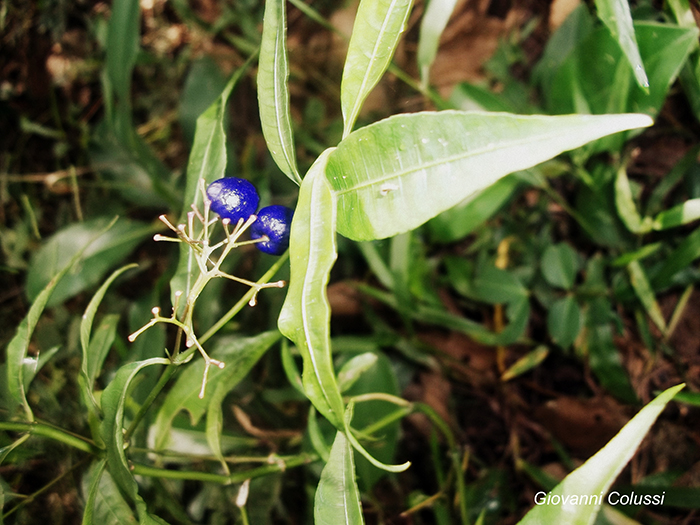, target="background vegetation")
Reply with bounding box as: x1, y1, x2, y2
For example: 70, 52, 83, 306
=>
1, 0, 699, 523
